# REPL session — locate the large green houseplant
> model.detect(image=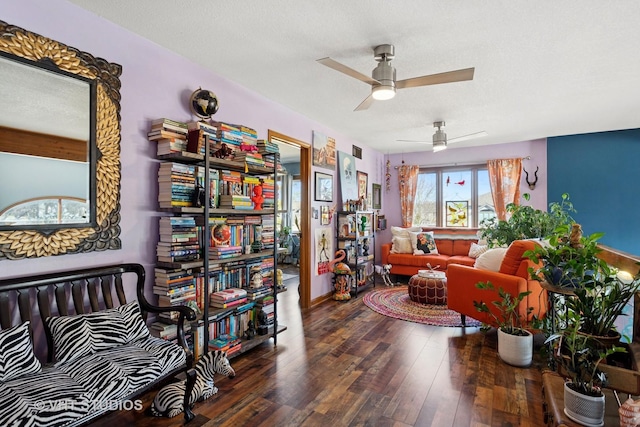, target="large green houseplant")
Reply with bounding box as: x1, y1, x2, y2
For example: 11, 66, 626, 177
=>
473, 281, 535, 367
480, 193, 575, 248
526, 224, 640, 341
